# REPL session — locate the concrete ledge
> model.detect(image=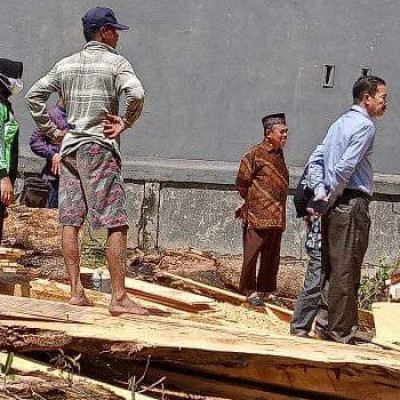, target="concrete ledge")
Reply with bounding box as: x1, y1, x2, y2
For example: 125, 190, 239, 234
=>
17, 156, 400, 264
19, 156, 400, 198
